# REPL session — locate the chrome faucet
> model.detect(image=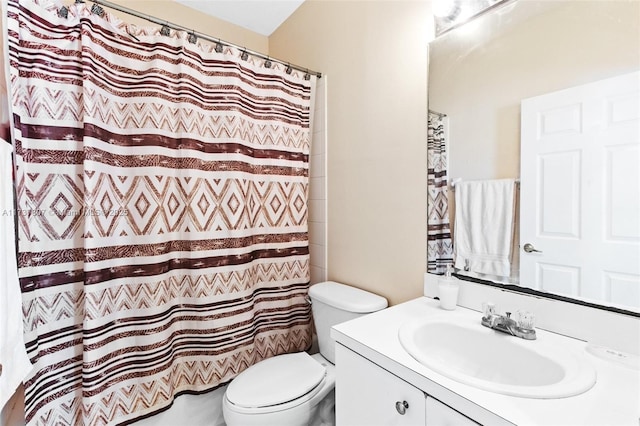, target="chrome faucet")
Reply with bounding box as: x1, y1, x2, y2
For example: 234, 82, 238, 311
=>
481, 303, 536, 340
